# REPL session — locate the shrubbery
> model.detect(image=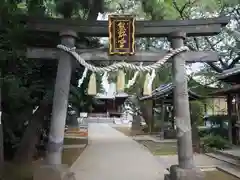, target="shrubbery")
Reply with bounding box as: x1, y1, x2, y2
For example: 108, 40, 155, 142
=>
199, 127, 228, 138
201, 134, 231, 150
